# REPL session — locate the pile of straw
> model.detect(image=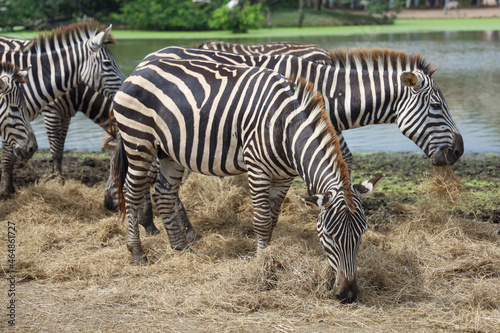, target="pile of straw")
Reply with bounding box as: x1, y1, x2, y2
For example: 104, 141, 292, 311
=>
0, 170, 498, 331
